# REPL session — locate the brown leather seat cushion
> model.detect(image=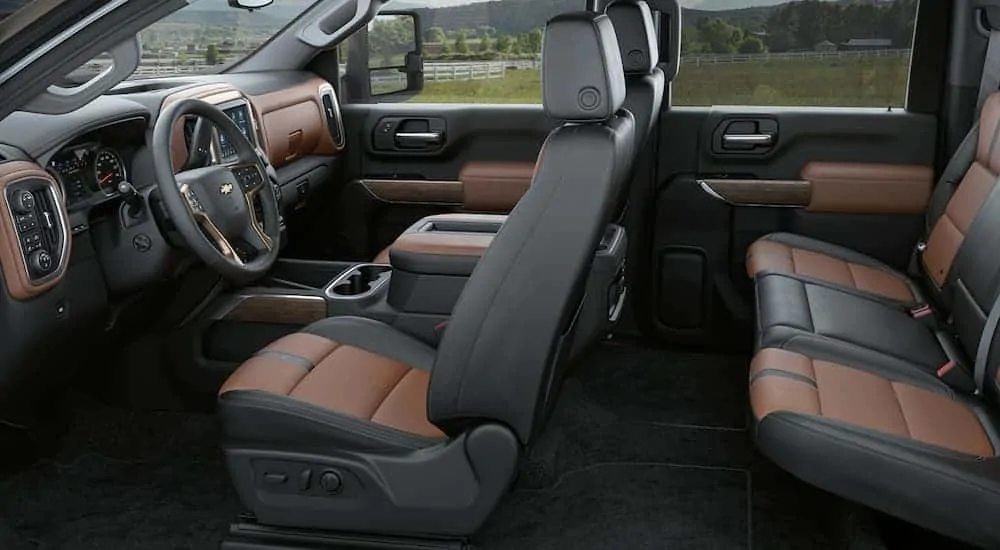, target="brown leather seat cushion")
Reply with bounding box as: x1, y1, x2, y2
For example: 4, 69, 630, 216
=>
220, 332, 444, 438
750, 348, 994, 457
746, 236, 917, 305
